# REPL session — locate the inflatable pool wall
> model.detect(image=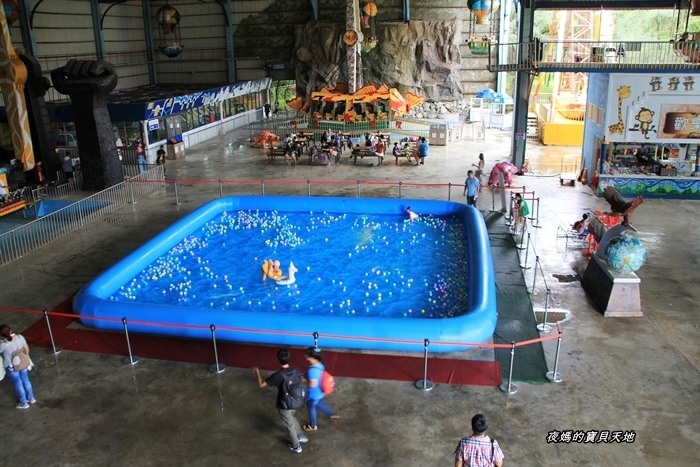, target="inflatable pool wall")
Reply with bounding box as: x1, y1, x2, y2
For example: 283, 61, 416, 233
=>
74, 196, 497, 353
